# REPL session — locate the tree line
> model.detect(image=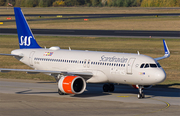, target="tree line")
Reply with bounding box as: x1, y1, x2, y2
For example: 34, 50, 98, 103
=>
1, 0, 180, 7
